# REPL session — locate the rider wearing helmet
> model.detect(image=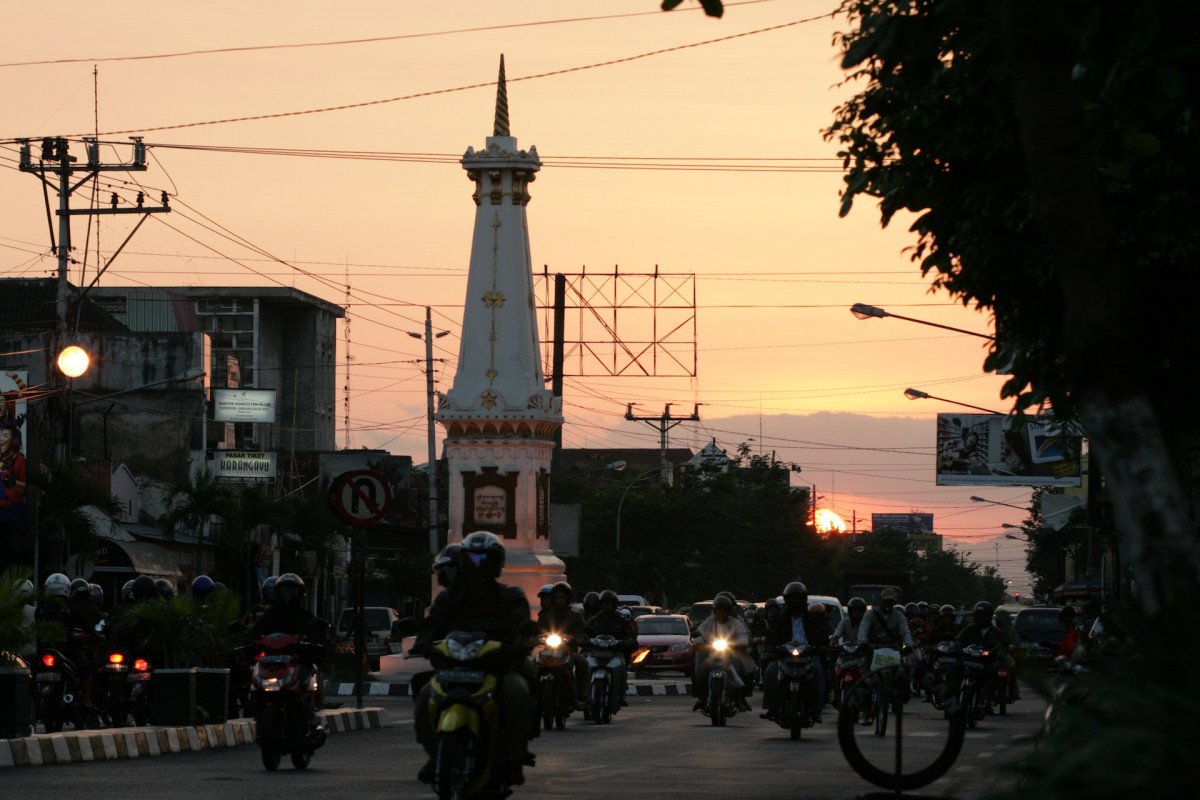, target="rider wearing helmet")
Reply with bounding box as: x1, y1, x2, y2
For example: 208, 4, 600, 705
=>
432, 543, 463, 589
581, 591, 601, 621
761, 582, 830, 722
251, 573, 329, 741
953, 601, 1007, 704
834, 597, 868, 645
538, 581, 588, 708
583, 589, 638, 708
153, 579, 175, 600
190, 575, 216, 602
693, 593, 755, 712
857, 587, 915, 650
412, 532, 536, 788
537, 584, 555, 612
12, 578, 36, 660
